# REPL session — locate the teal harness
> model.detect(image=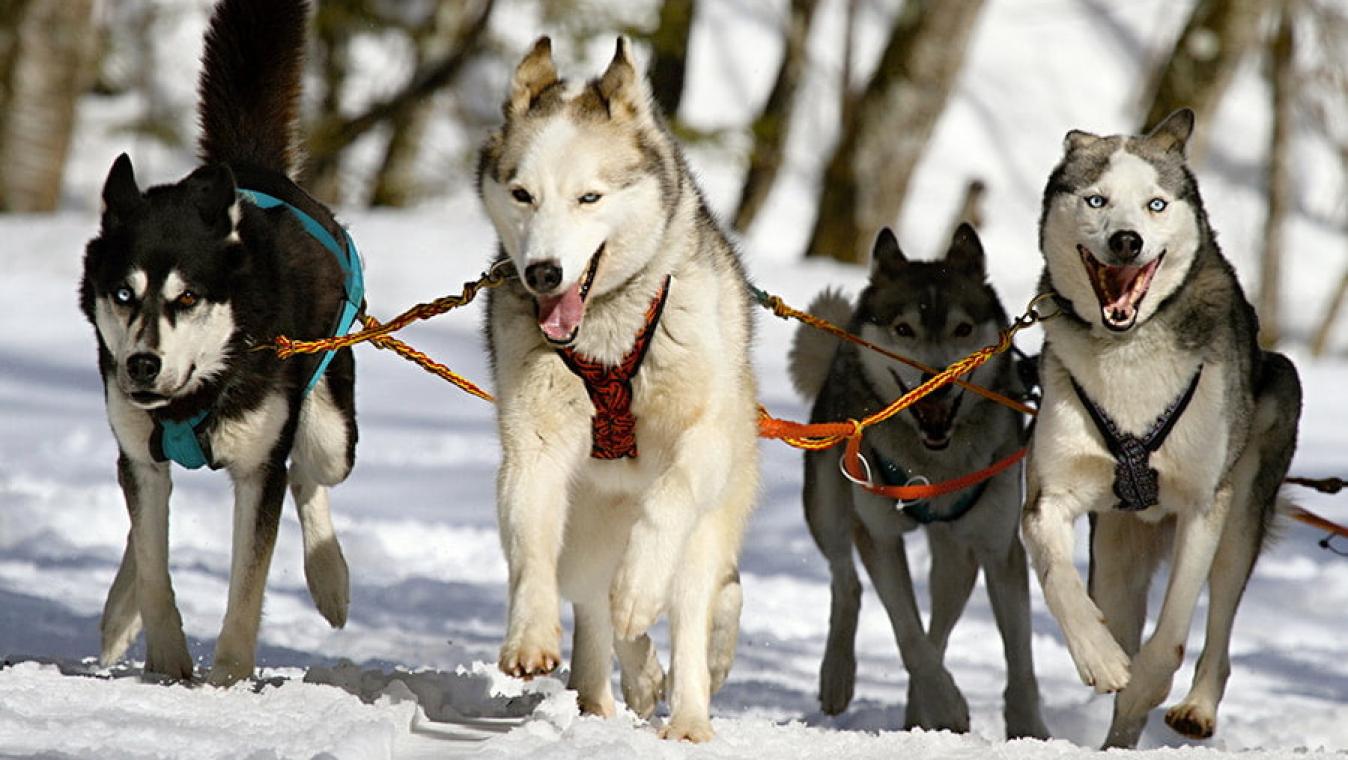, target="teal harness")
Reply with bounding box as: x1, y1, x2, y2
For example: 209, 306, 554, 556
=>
871, 448, 992, 524
151, 188, 364, 470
